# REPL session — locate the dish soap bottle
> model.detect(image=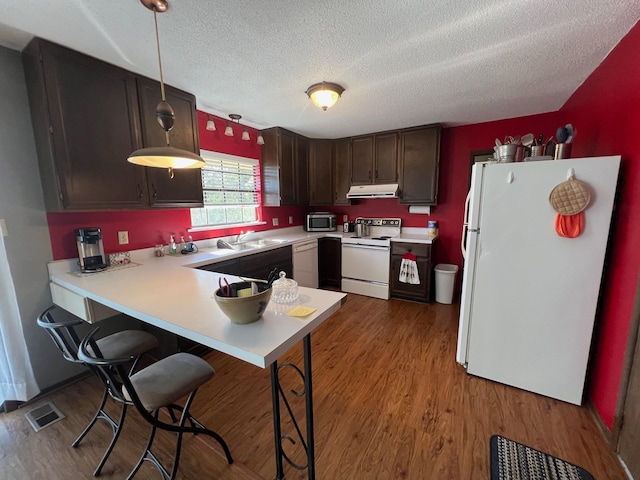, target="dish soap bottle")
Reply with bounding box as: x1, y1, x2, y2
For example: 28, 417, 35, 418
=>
179, 235, 187, 253
169, 235, 177, 255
